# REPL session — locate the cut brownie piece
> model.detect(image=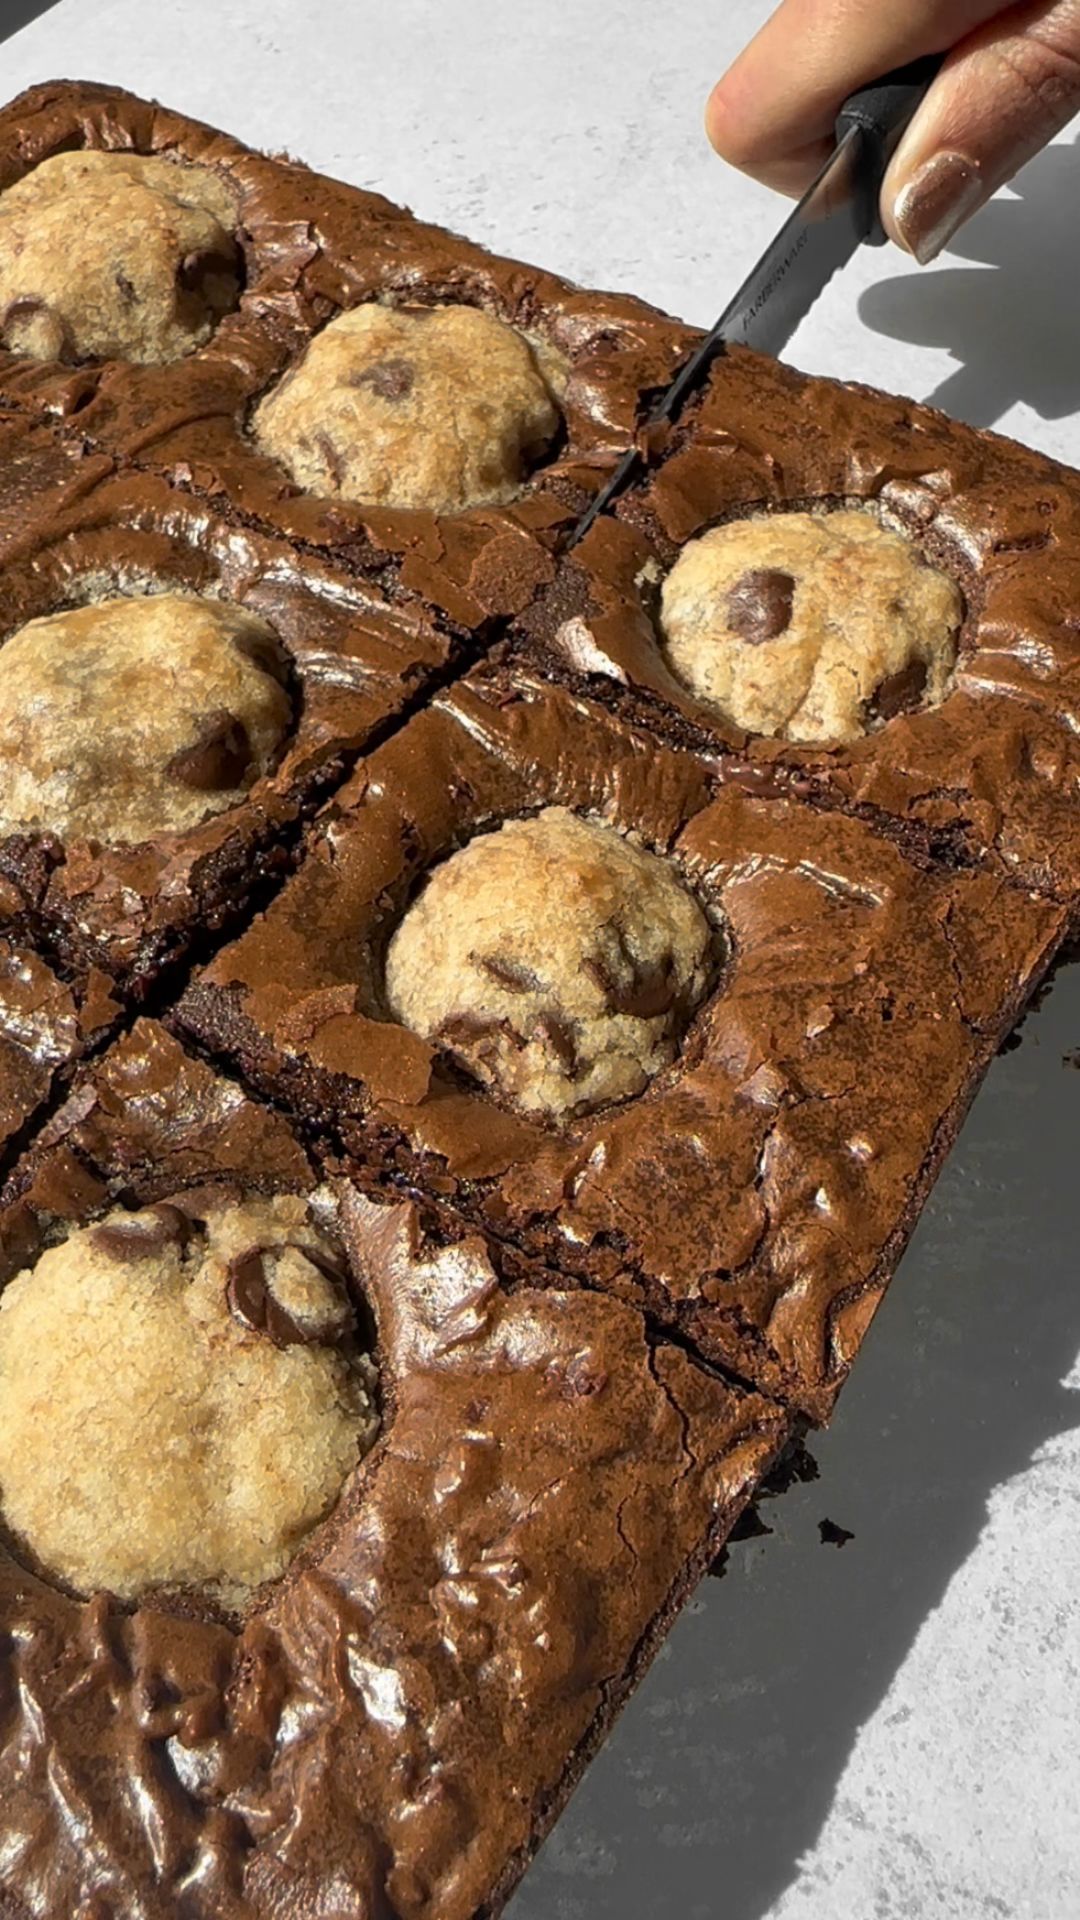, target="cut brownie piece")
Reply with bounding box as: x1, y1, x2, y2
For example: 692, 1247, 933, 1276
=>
0, 460, 467, 993
513, 344, 1080, 907
0, 80, 699, 624
0, 1021, 789, 1920
177, 662, 1068, 1419
0, 939, 120, 1175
